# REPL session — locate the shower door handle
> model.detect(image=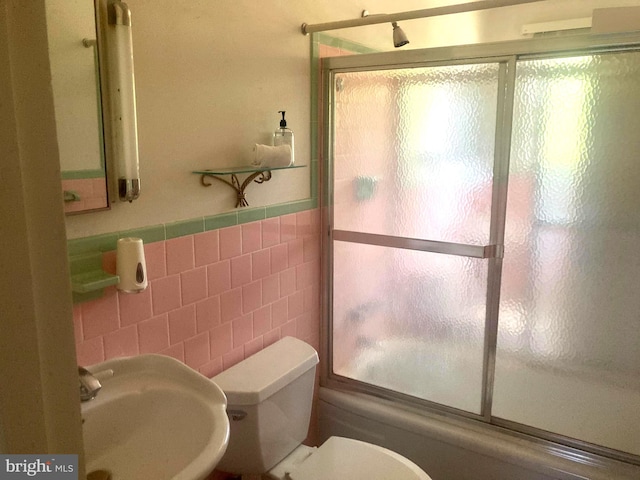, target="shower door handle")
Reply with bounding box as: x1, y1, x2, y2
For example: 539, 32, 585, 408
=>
332, 230, 503, 259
